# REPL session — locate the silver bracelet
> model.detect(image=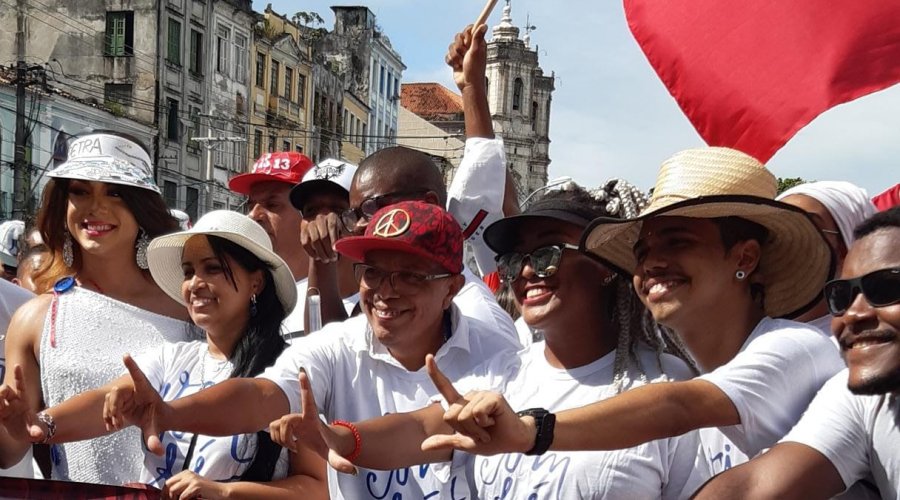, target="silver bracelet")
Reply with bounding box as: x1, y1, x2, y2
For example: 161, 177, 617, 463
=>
36, 411, 57, 444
